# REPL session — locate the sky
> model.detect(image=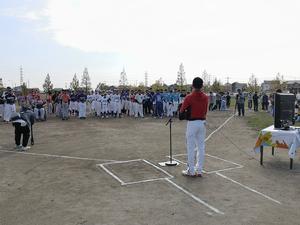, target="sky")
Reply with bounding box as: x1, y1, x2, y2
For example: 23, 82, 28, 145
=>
0, 0, 300, 89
